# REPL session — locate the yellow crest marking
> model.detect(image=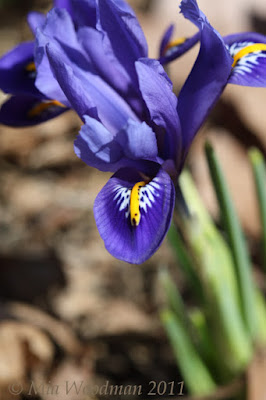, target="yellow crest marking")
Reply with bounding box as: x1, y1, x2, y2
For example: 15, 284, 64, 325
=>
25, 61, 36, 72
130, 181, 146, 226
232, 43, 266, 68
163, 37, 186, 56
28, 100, 66, 118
